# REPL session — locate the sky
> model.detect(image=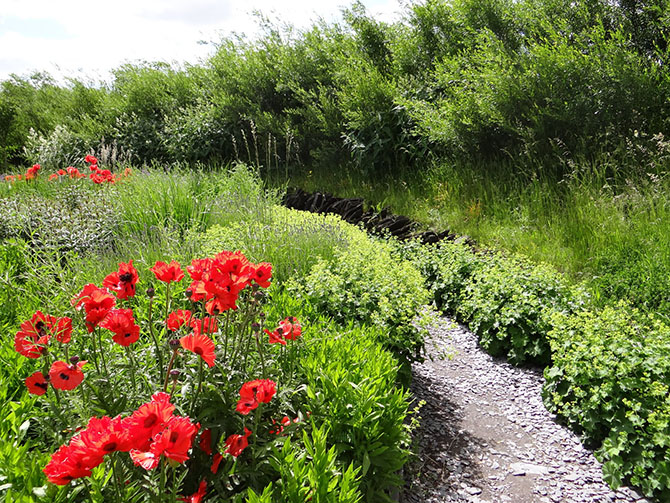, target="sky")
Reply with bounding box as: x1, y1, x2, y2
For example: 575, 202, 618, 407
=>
0, 0, 404, 83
